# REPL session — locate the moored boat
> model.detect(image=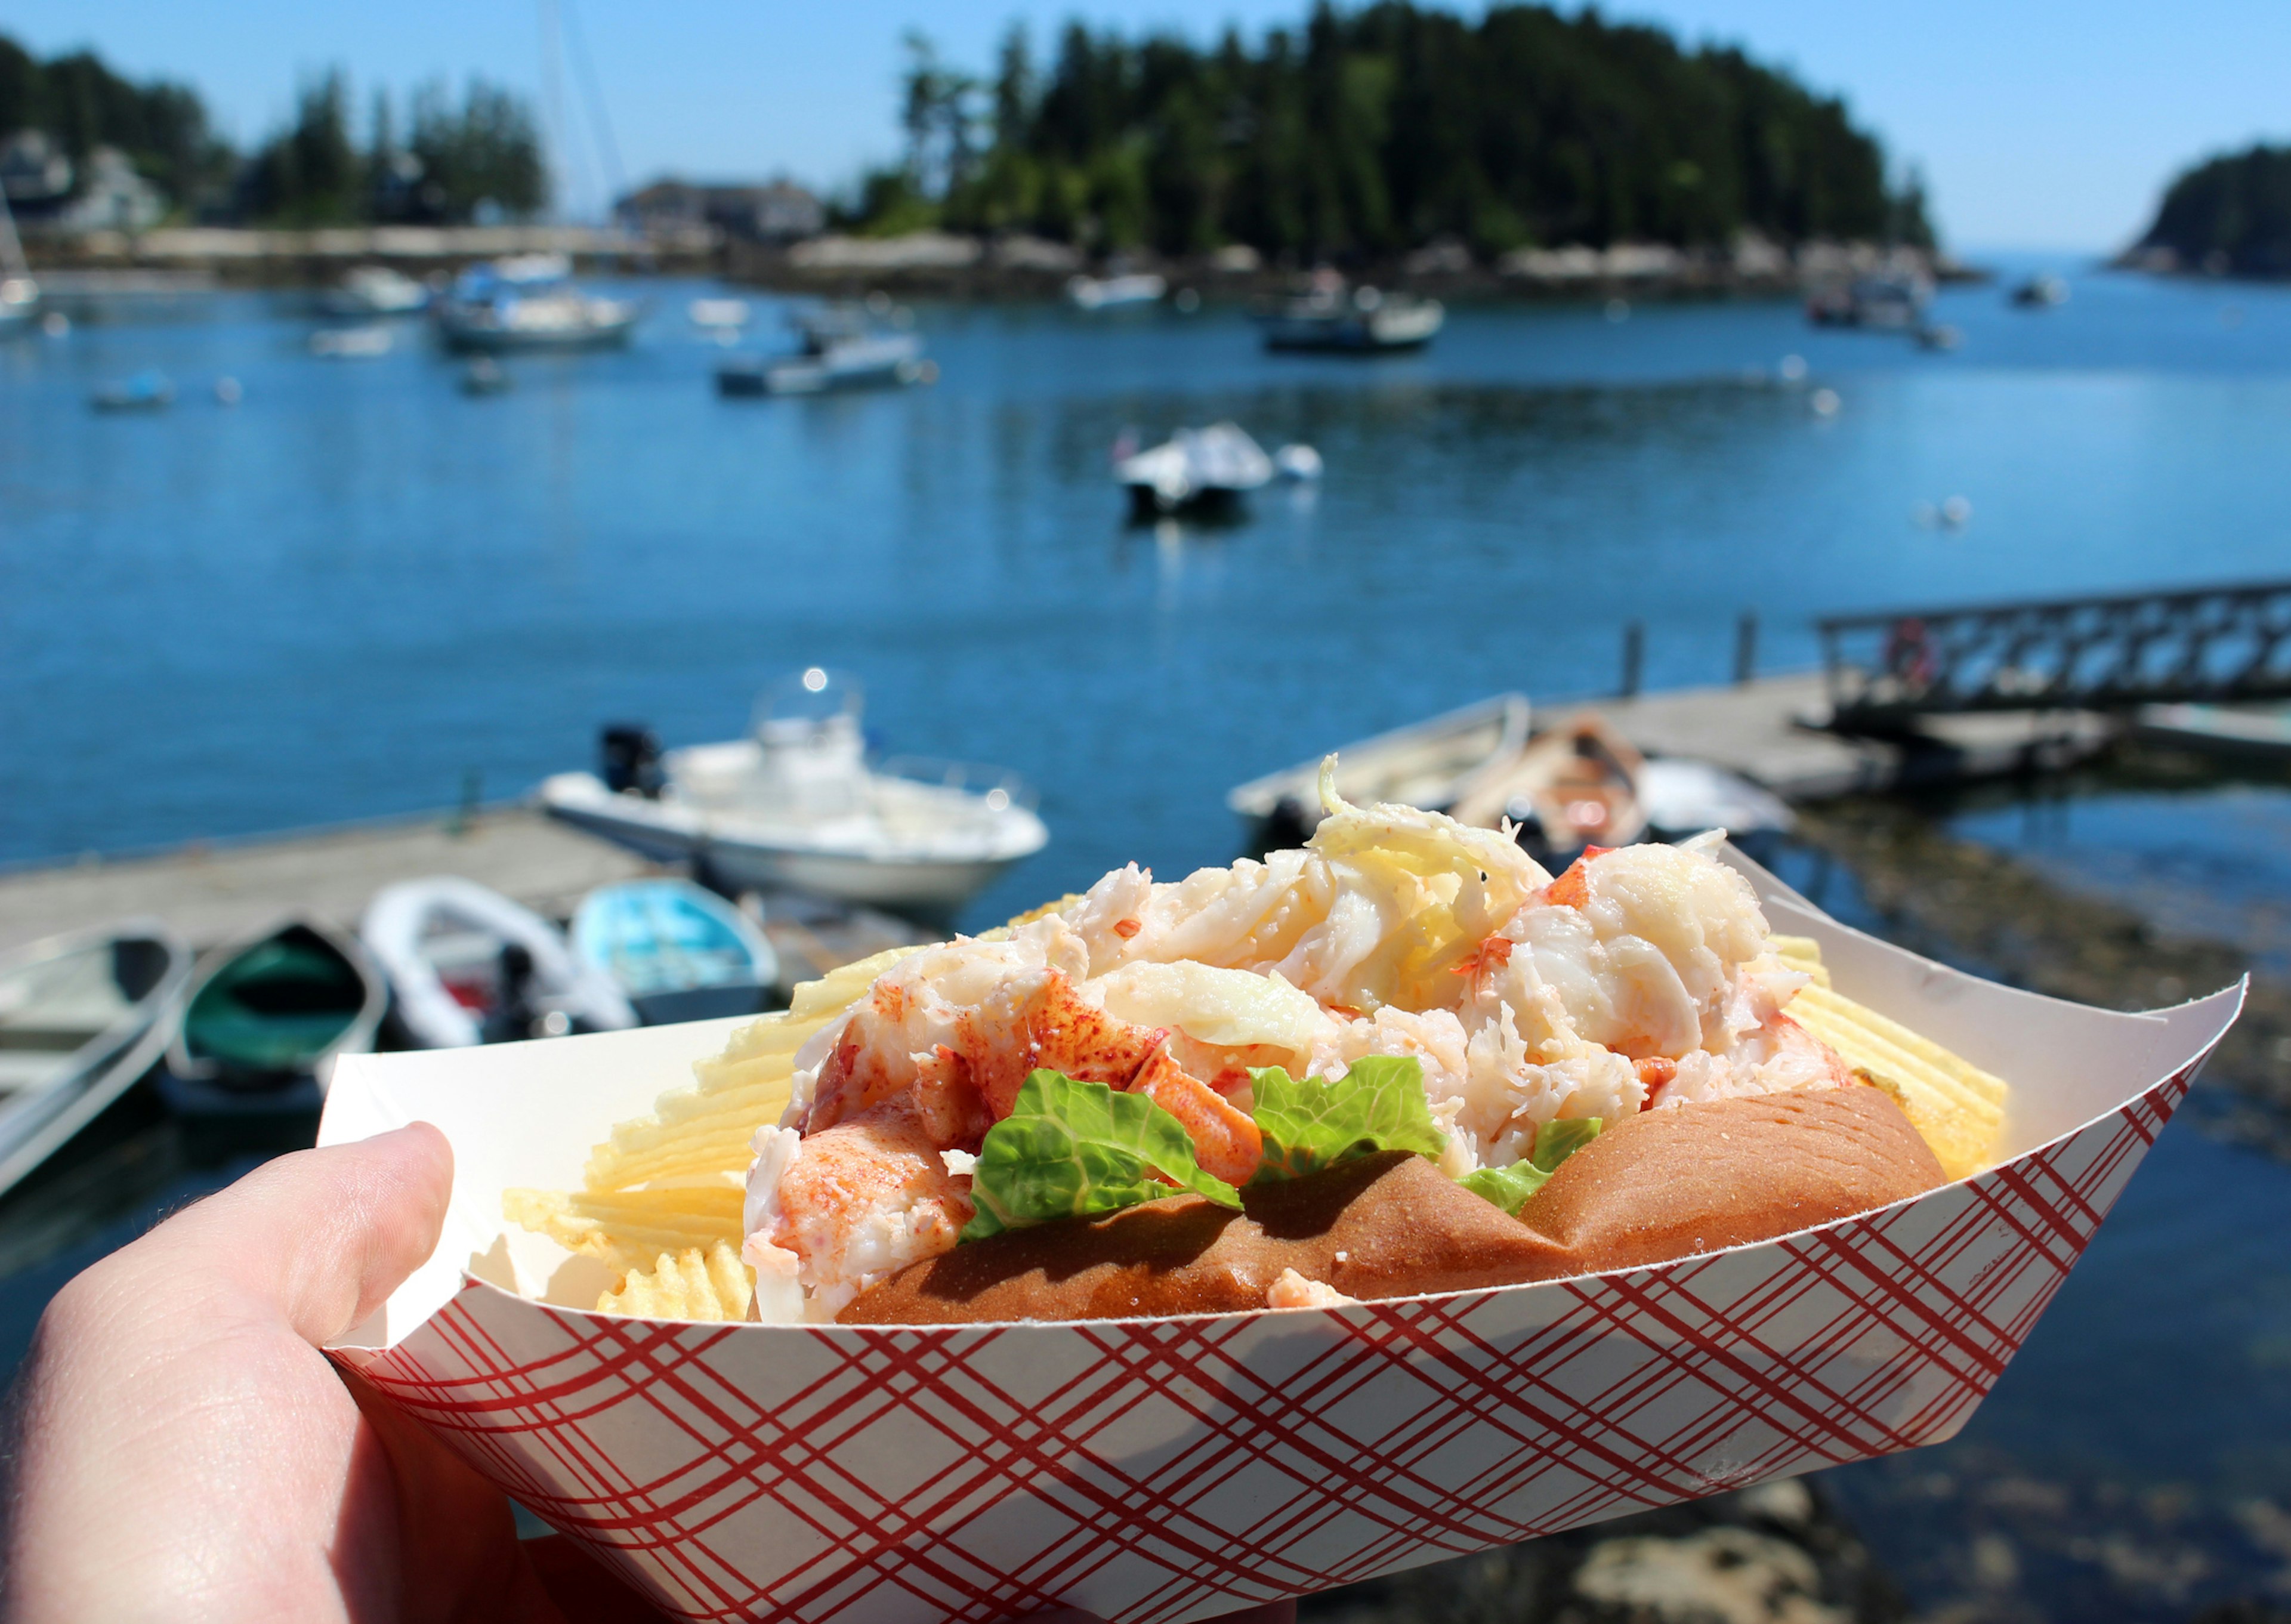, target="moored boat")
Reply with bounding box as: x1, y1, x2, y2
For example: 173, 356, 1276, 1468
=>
435, 254, 640, 354
1227, 692, 1533, 848
572, 879, 780, 1025
716, 304, 929, 397
309, 325, 393, 359
540, 669, 1048, 924
1258, 280, 1443, 353
2011, 273, 2069, 308
320, 265, 431, 317
0, 921, 191, 1196
163, 918, 385, 1092
360, 877, 637, 1049
1066, 272, 1166, 311
1115, 422, 1275, 515
1805, 272, 1932, 331
2135, 701, 2291, 762
90, 369, 173, 412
